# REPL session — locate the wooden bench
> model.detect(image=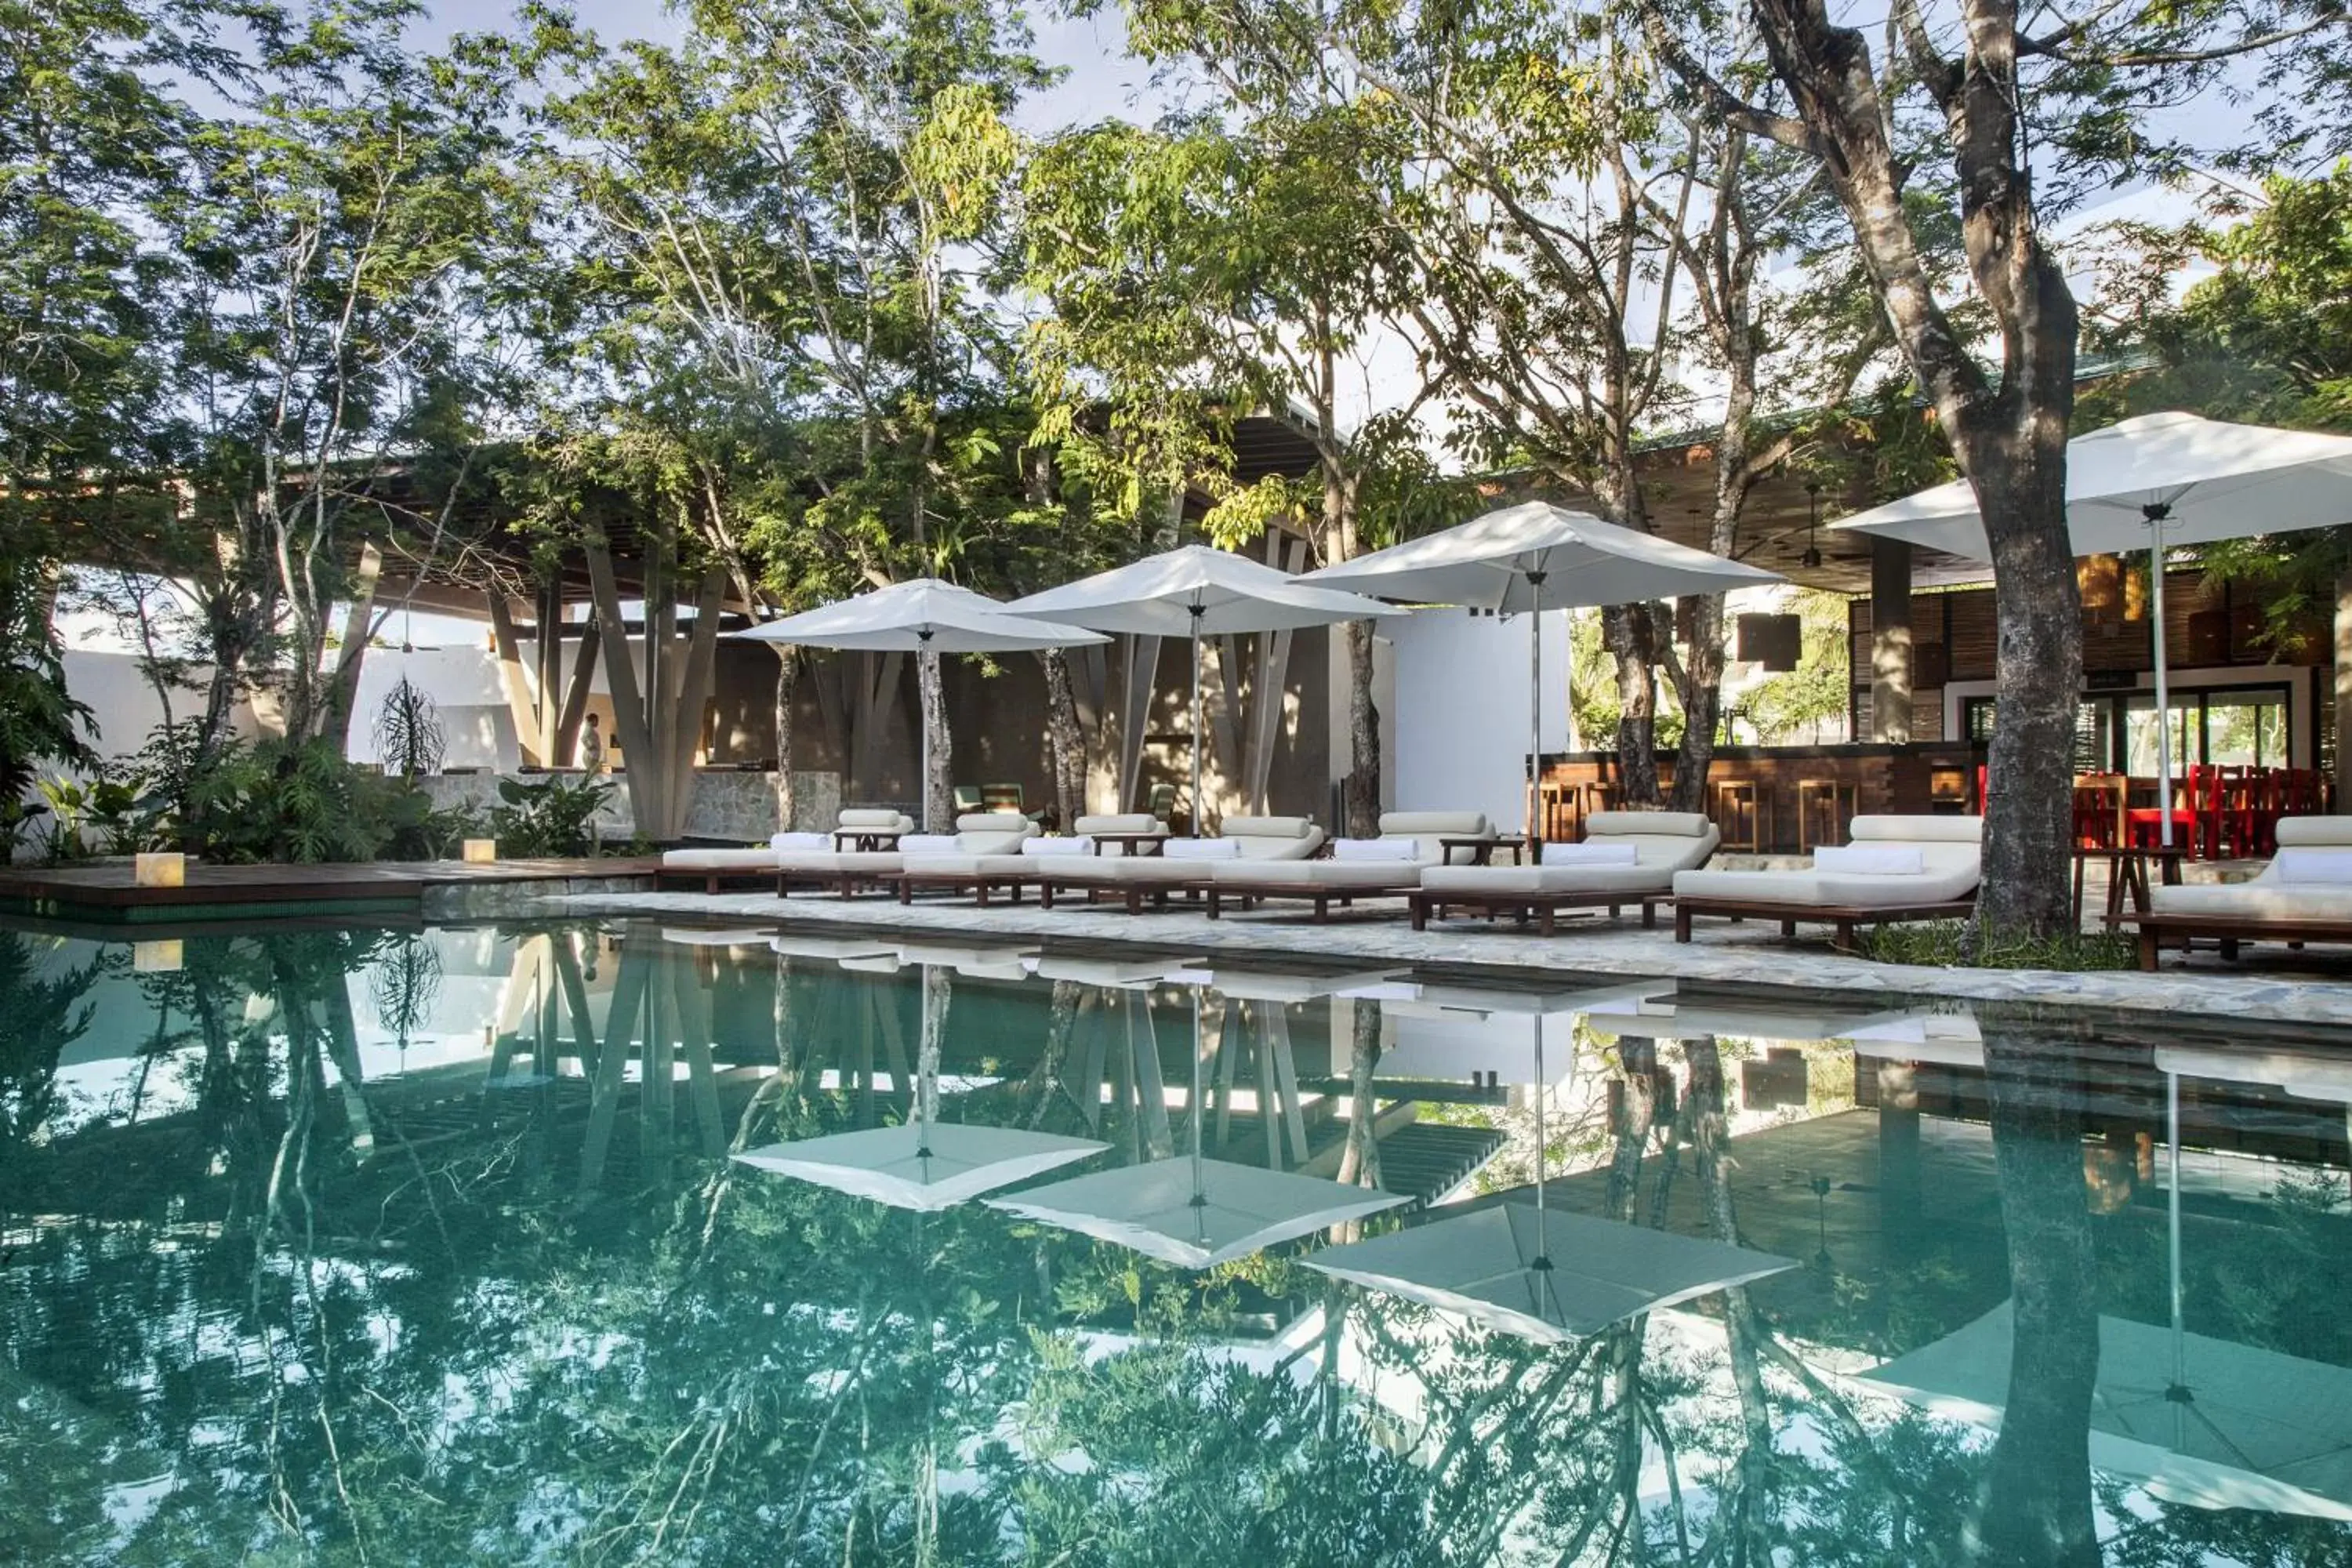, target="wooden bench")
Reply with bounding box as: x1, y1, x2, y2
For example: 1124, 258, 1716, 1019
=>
1409, 888, 1668, 938
2123, 911, 2352, 971
1671, 895, 1978, 953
